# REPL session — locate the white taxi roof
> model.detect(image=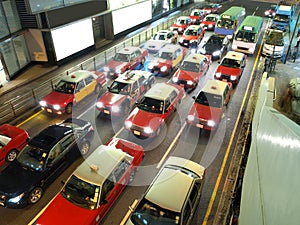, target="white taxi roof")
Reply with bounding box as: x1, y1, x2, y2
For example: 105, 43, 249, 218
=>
61, 70, 95, 83
144, 83, 178, 100
118, 46, 141, 54
205, 13, 219, 18
224, 51, 245, 61
160, 44, 180, 53
183, 53, 206, 64
116, 70, 152, 84
202, 79, 229, 95
186, 25, 201, 31
73, 145, 133, 186
145, 156, 205, 213
177, 16, 190, 20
